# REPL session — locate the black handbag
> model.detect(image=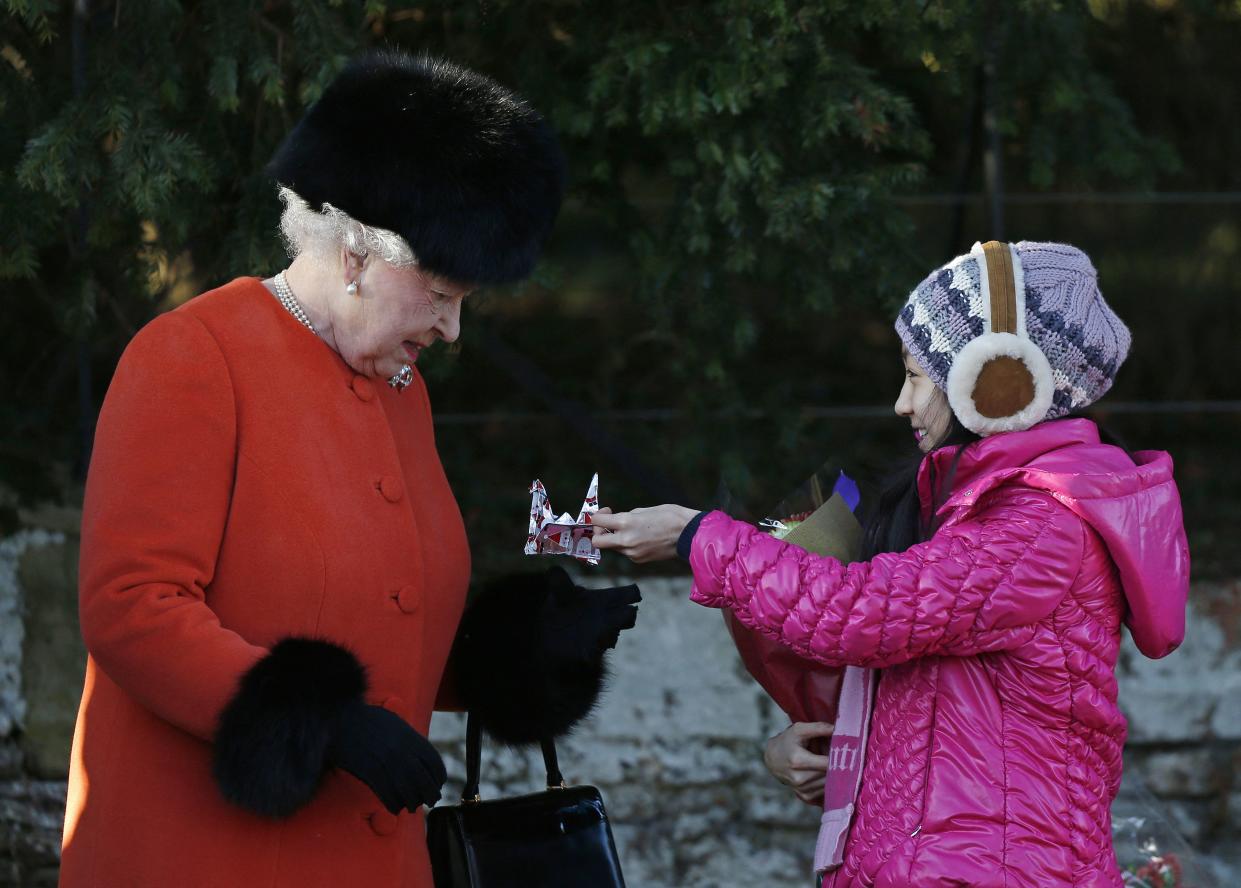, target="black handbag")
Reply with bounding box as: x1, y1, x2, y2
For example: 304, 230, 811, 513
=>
427, 713, 627, 888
